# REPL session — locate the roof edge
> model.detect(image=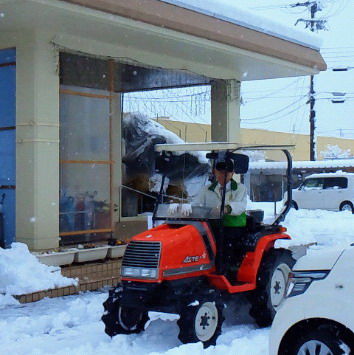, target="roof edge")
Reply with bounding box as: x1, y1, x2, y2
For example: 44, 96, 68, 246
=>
61, 0, 327, 72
